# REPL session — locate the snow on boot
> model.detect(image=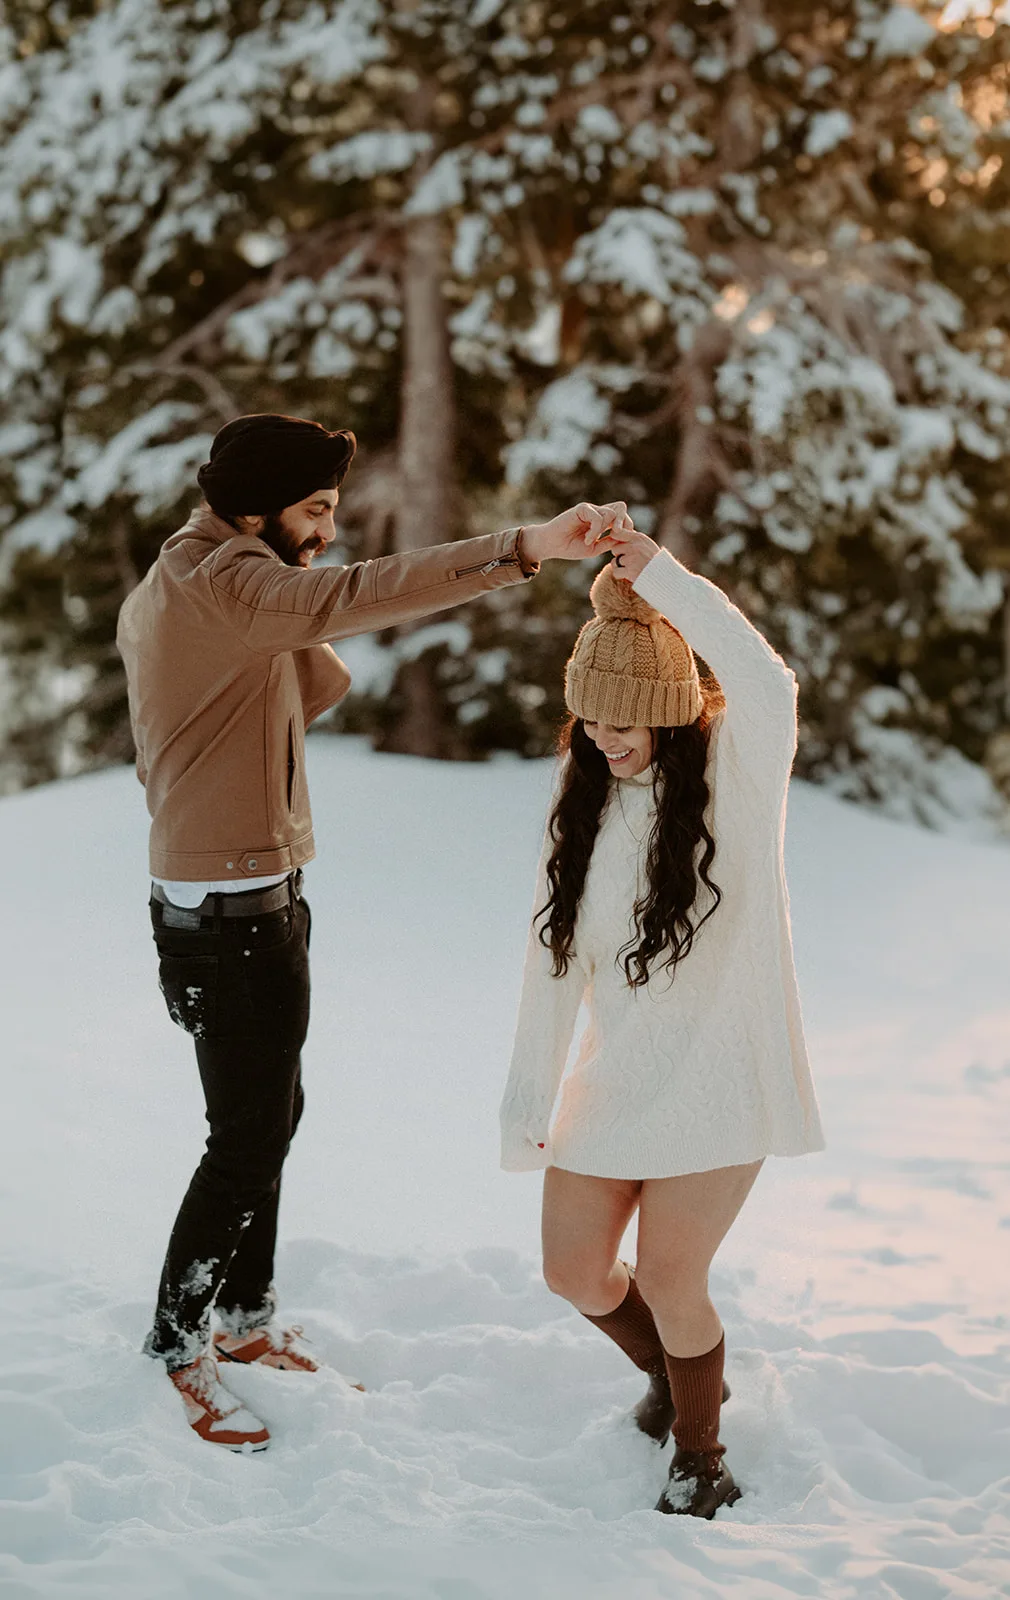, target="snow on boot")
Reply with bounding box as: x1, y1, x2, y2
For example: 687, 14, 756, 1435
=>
655, 1446, 742, 1519
168, 1353, 270, 1452
633, 1373, 732, 1446
213, 1322, 321, 1373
